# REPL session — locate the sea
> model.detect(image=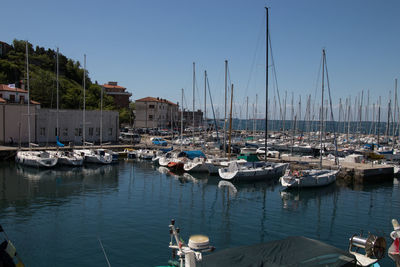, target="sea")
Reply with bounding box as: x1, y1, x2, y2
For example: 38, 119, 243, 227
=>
0, 160, 399, 266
